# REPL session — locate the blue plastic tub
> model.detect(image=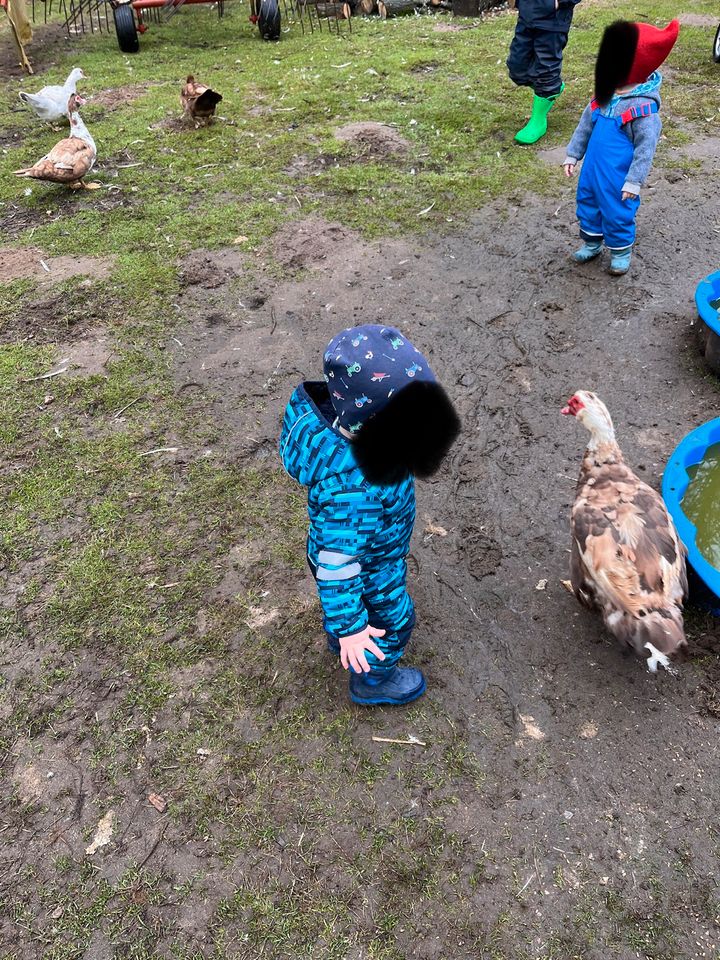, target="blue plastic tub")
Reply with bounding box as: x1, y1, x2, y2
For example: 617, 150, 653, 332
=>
663, 417, 720, 615
696, 270, 720, 375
